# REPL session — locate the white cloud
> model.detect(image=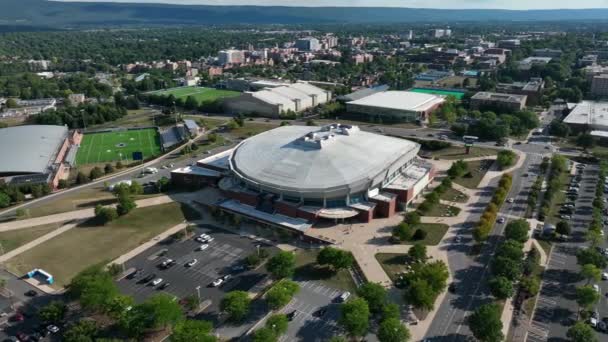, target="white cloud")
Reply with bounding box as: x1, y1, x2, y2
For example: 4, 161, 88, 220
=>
53, 0, 608, 10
